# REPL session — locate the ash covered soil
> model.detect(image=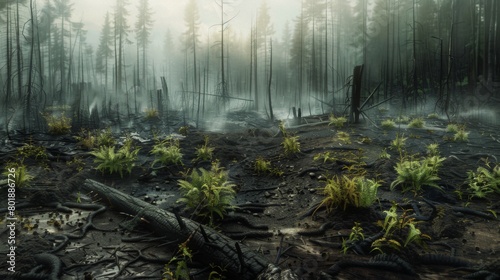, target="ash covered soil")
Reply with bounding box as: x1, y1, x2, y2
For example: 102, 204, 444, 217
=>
1, 110, 499, 279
